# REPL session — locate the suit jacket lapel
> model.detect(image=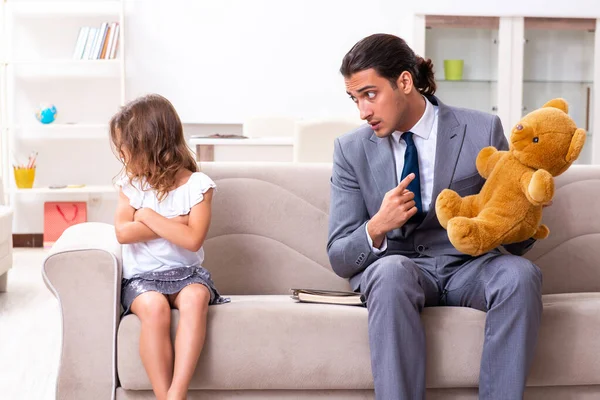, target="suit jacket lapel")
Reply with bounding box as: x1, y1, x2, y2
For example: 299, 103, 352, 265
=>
363, 133, 396, 205
419, 97, 466, 229
360, 96, 467, 235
